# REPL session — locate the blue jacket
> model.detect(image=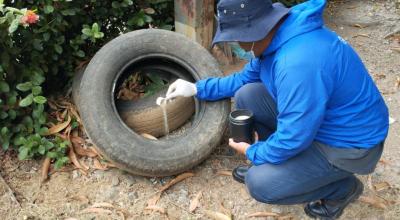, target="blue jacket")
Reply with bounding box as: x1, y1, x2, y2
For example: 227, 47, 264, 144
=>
195, 0, 389, 165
